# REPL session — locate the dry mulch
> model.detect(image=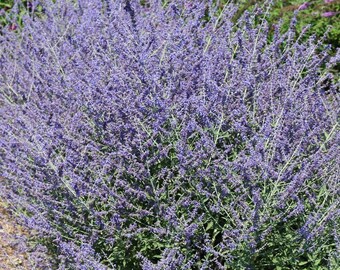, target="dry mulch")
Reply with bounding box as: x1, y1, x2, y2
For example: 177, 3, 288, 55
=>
0, 176, 31, 269
0, 200, 32, 269
0, 175, 54, 269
